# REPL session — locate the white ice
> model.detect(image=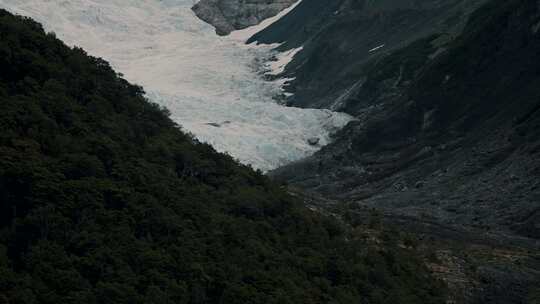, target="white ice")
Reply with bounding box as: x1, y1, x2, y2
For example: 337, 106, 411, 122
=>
265, 46, 303, 76
369, 44, 386, 53
0, 0, 352, 171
